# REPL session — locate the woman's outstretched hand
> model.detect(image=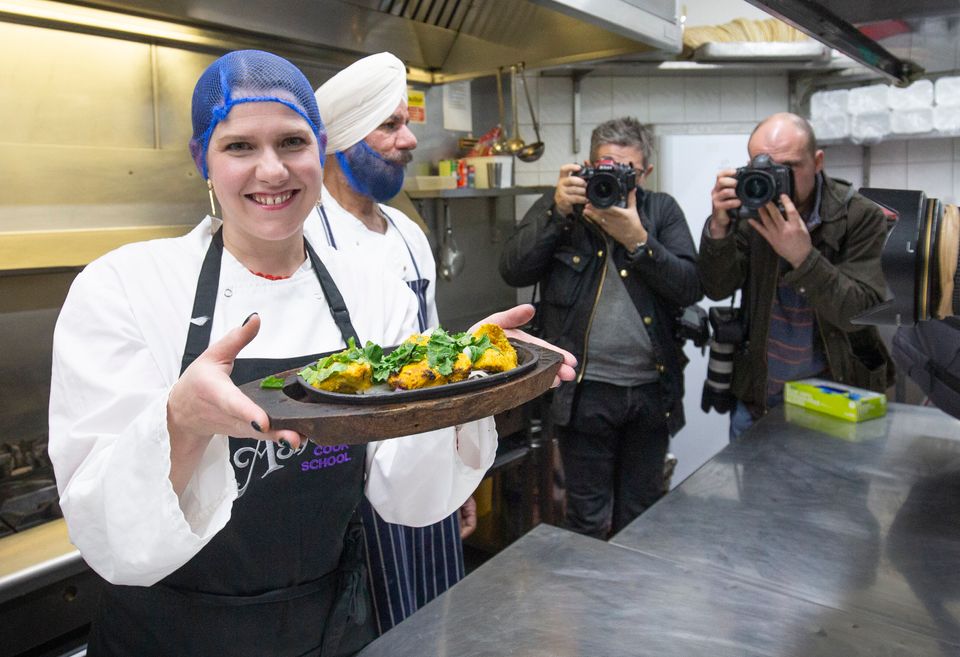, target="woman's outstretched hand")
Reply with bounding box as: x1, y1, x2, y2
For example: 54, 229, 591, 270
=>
166, 313, 303, 493
470, 304, 577, 386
